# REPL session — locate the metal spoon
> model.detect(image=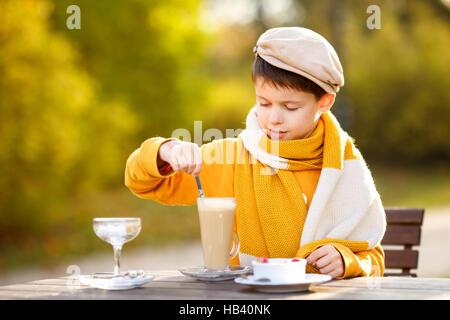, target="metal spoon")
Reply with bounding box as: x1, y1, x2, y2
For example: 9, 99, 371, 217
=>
195, 176, 205, 198
92, 270, 145, 279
